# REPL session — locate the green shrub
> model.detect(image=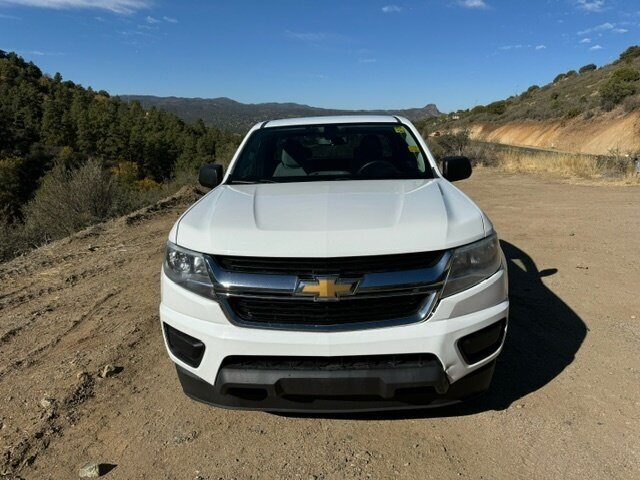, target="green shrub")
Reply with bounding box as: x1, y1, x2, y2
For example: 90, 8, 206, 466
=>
565, 107, 582, 119
0, 214, 28, 261
612, 67, 640, 82
553, 73, 566, 83
521, 85, 540, 99
619, 46, 640, 63
622, 95, 640, 113
600, 78, 636, 108
579, 64, 597, 74
22, 159, 129, 241
599, 67, 640, 108
566, 70, 578, 77
0, 155, 23, 219
461, 141, 500, 167
427, 137, 446, 159
429, 131, 470, 158
485, 100, 508, 115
